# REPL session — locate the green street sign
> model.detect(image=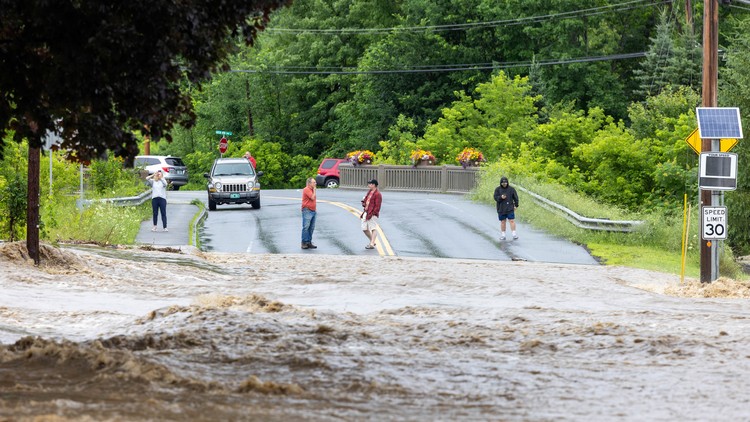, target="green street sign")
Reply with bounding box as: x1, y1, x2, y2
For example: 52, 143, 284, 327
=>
215, 130, 233, 136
